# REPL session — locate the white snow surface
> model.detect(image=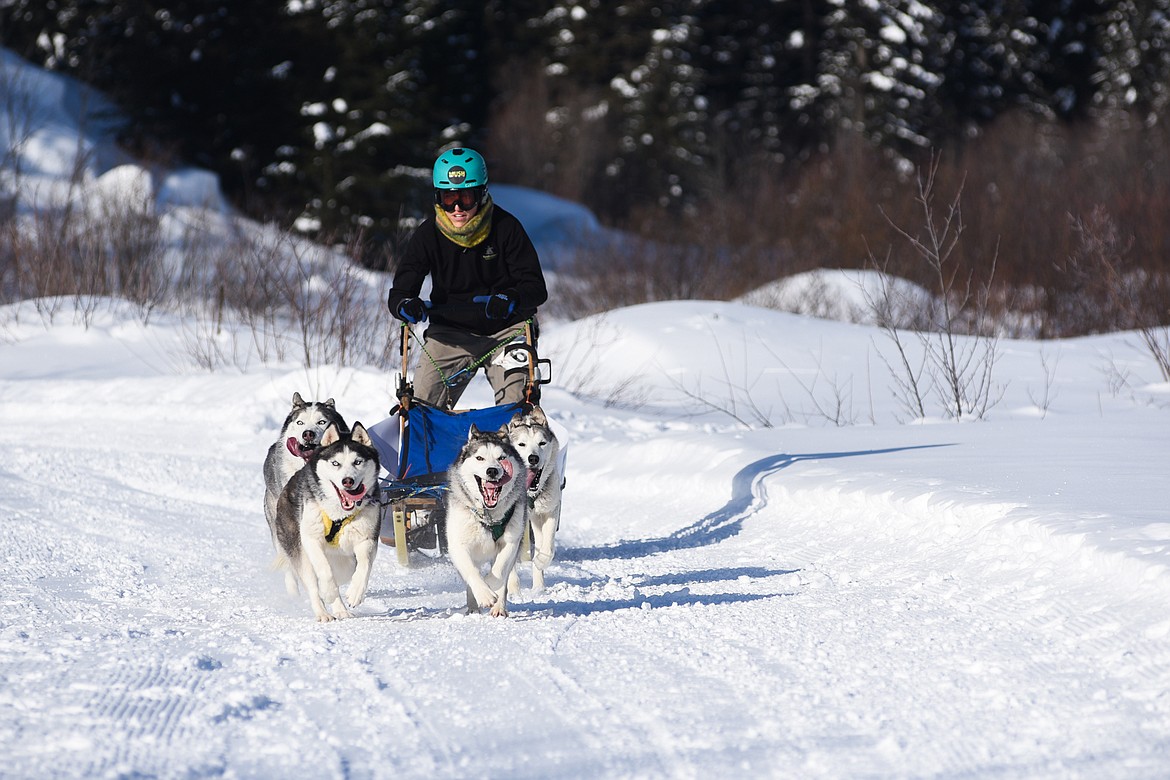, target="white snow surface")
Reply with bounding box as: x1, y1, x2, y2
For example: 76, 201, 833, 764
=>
736, 269, 936, 326
2, 298, 1169, 779
3, 45, 1170, 779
